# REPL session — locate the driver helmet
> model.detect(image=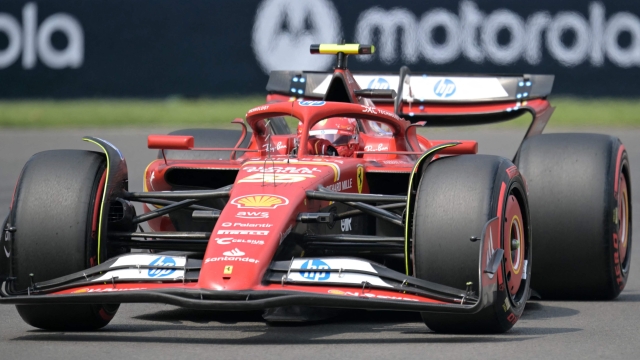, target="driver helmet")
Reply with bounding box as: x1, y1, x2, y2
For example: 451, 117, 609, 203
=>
303, 117, 358, 157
